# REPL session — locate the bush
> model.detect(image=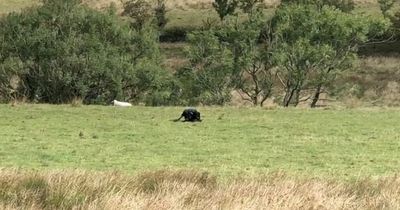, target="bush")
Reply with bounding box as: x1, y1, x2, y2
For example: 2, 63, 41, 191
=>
0, 0, 169, 105
0, 57, 26, 102
121, 0, 153, 30
155, 0, 168, 30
